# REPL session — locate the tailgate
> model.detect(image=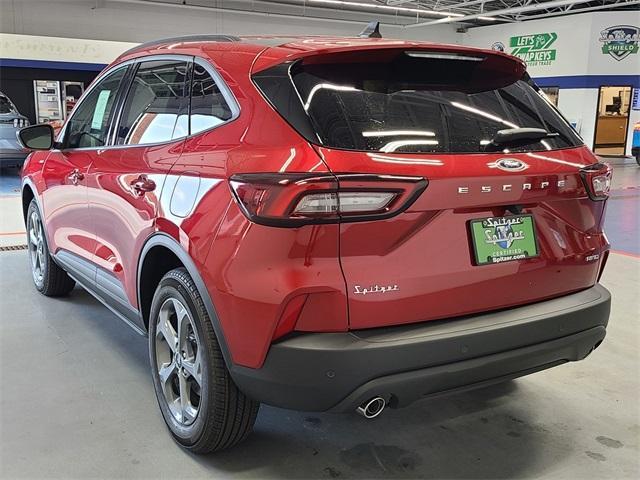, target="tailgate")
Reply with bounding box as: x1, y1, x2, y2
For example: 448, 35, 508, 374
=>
319, 147, 609, 329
